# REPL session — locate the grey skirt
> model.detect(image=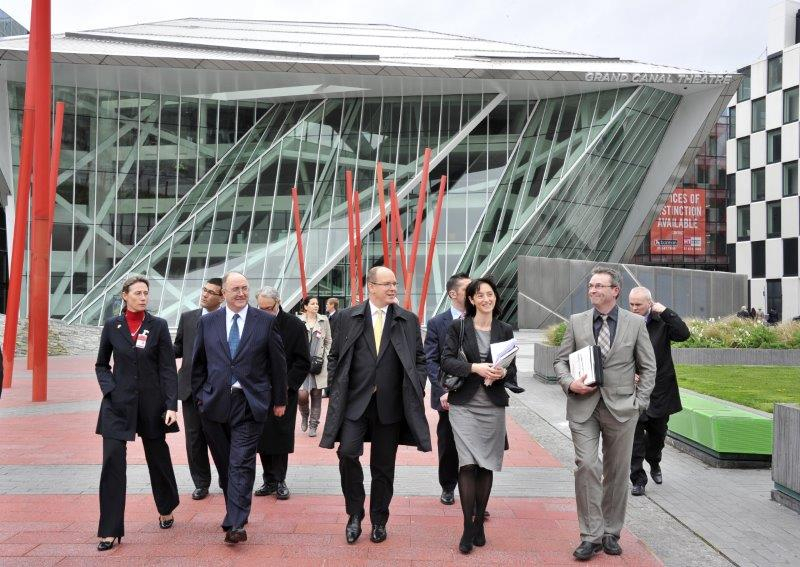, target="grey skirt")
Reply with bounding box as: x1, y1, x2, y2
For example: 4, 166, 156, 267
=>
449, 386, 506, 472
